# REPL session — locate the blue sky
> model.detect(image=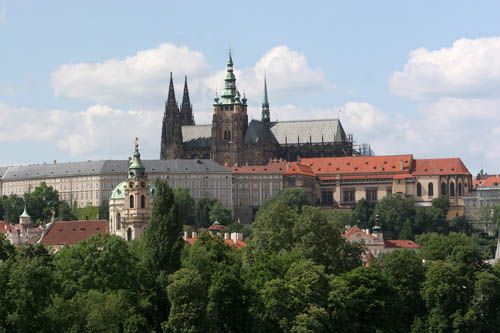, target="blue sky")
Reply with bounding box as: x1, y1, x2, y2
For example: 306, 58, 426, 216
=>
1, 0, 500, 173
